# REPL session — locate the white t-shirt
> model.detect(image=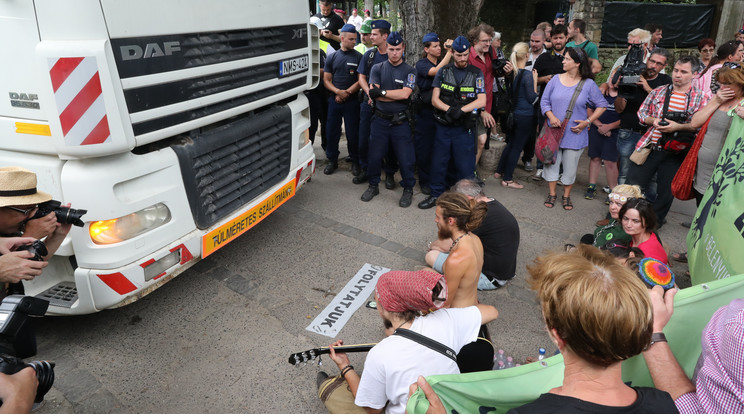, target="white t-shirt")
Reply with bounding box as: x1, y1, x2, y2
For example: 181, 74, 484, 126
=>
349, 15, 364, 30
354, 307, 482, 414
